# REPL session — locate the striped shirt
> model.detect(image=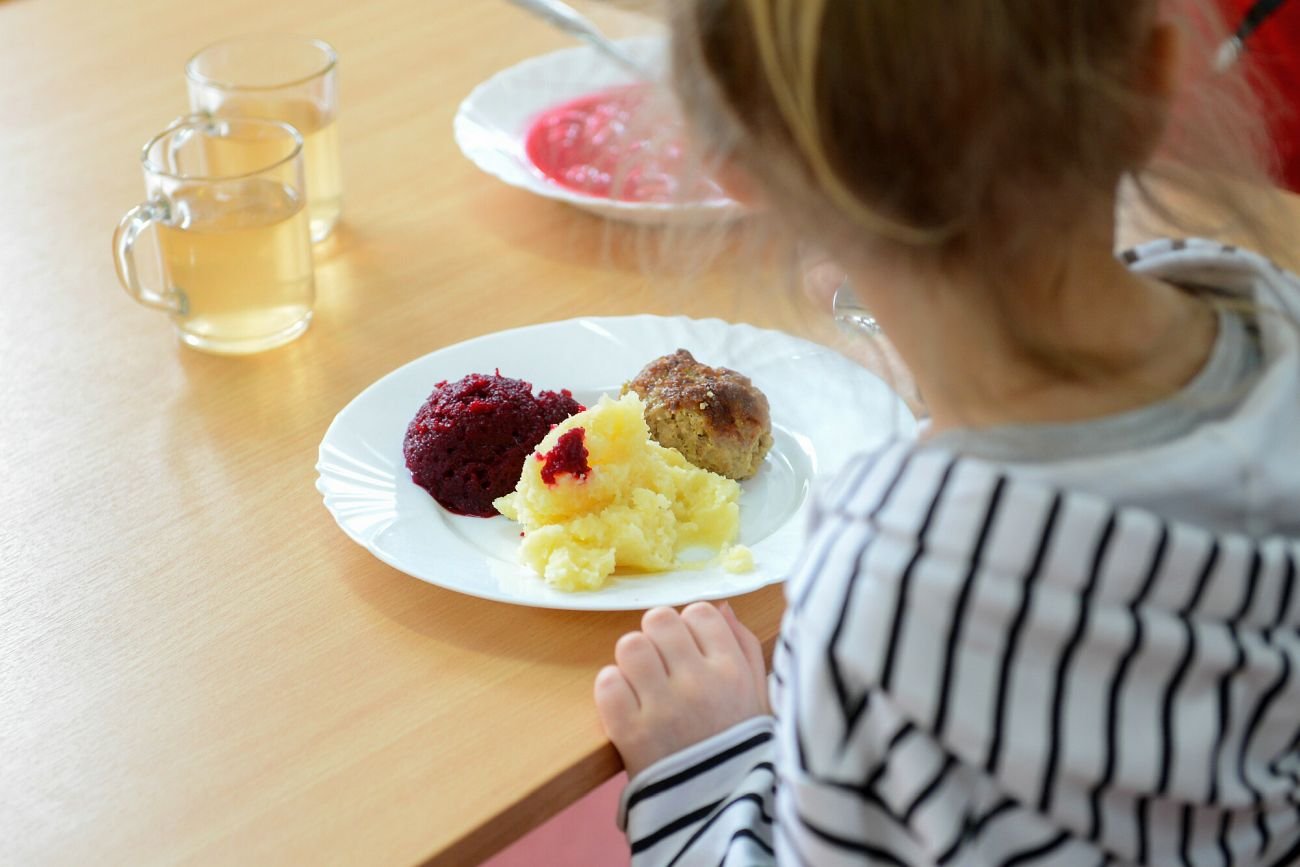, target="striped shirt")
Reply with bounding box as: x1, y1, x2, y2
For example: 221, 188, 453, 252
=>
617, 240, 1300, 866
